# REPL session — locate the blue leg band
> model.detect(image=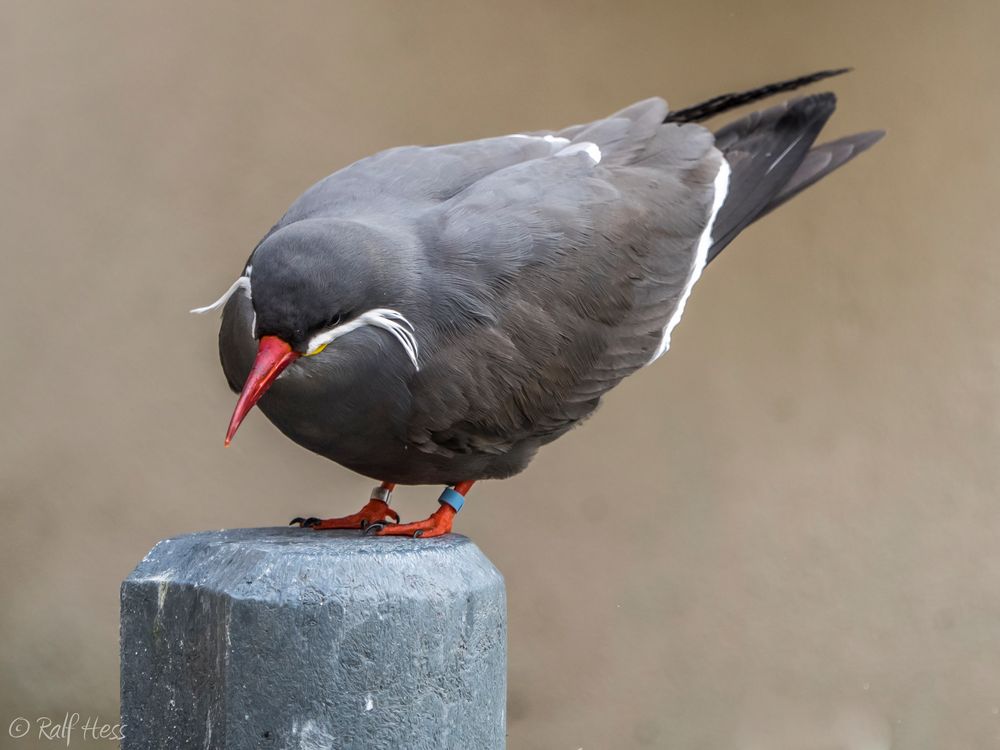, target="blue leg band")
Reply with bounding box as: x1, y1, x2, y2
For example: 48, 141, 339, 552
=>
438, 487, 465, 513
